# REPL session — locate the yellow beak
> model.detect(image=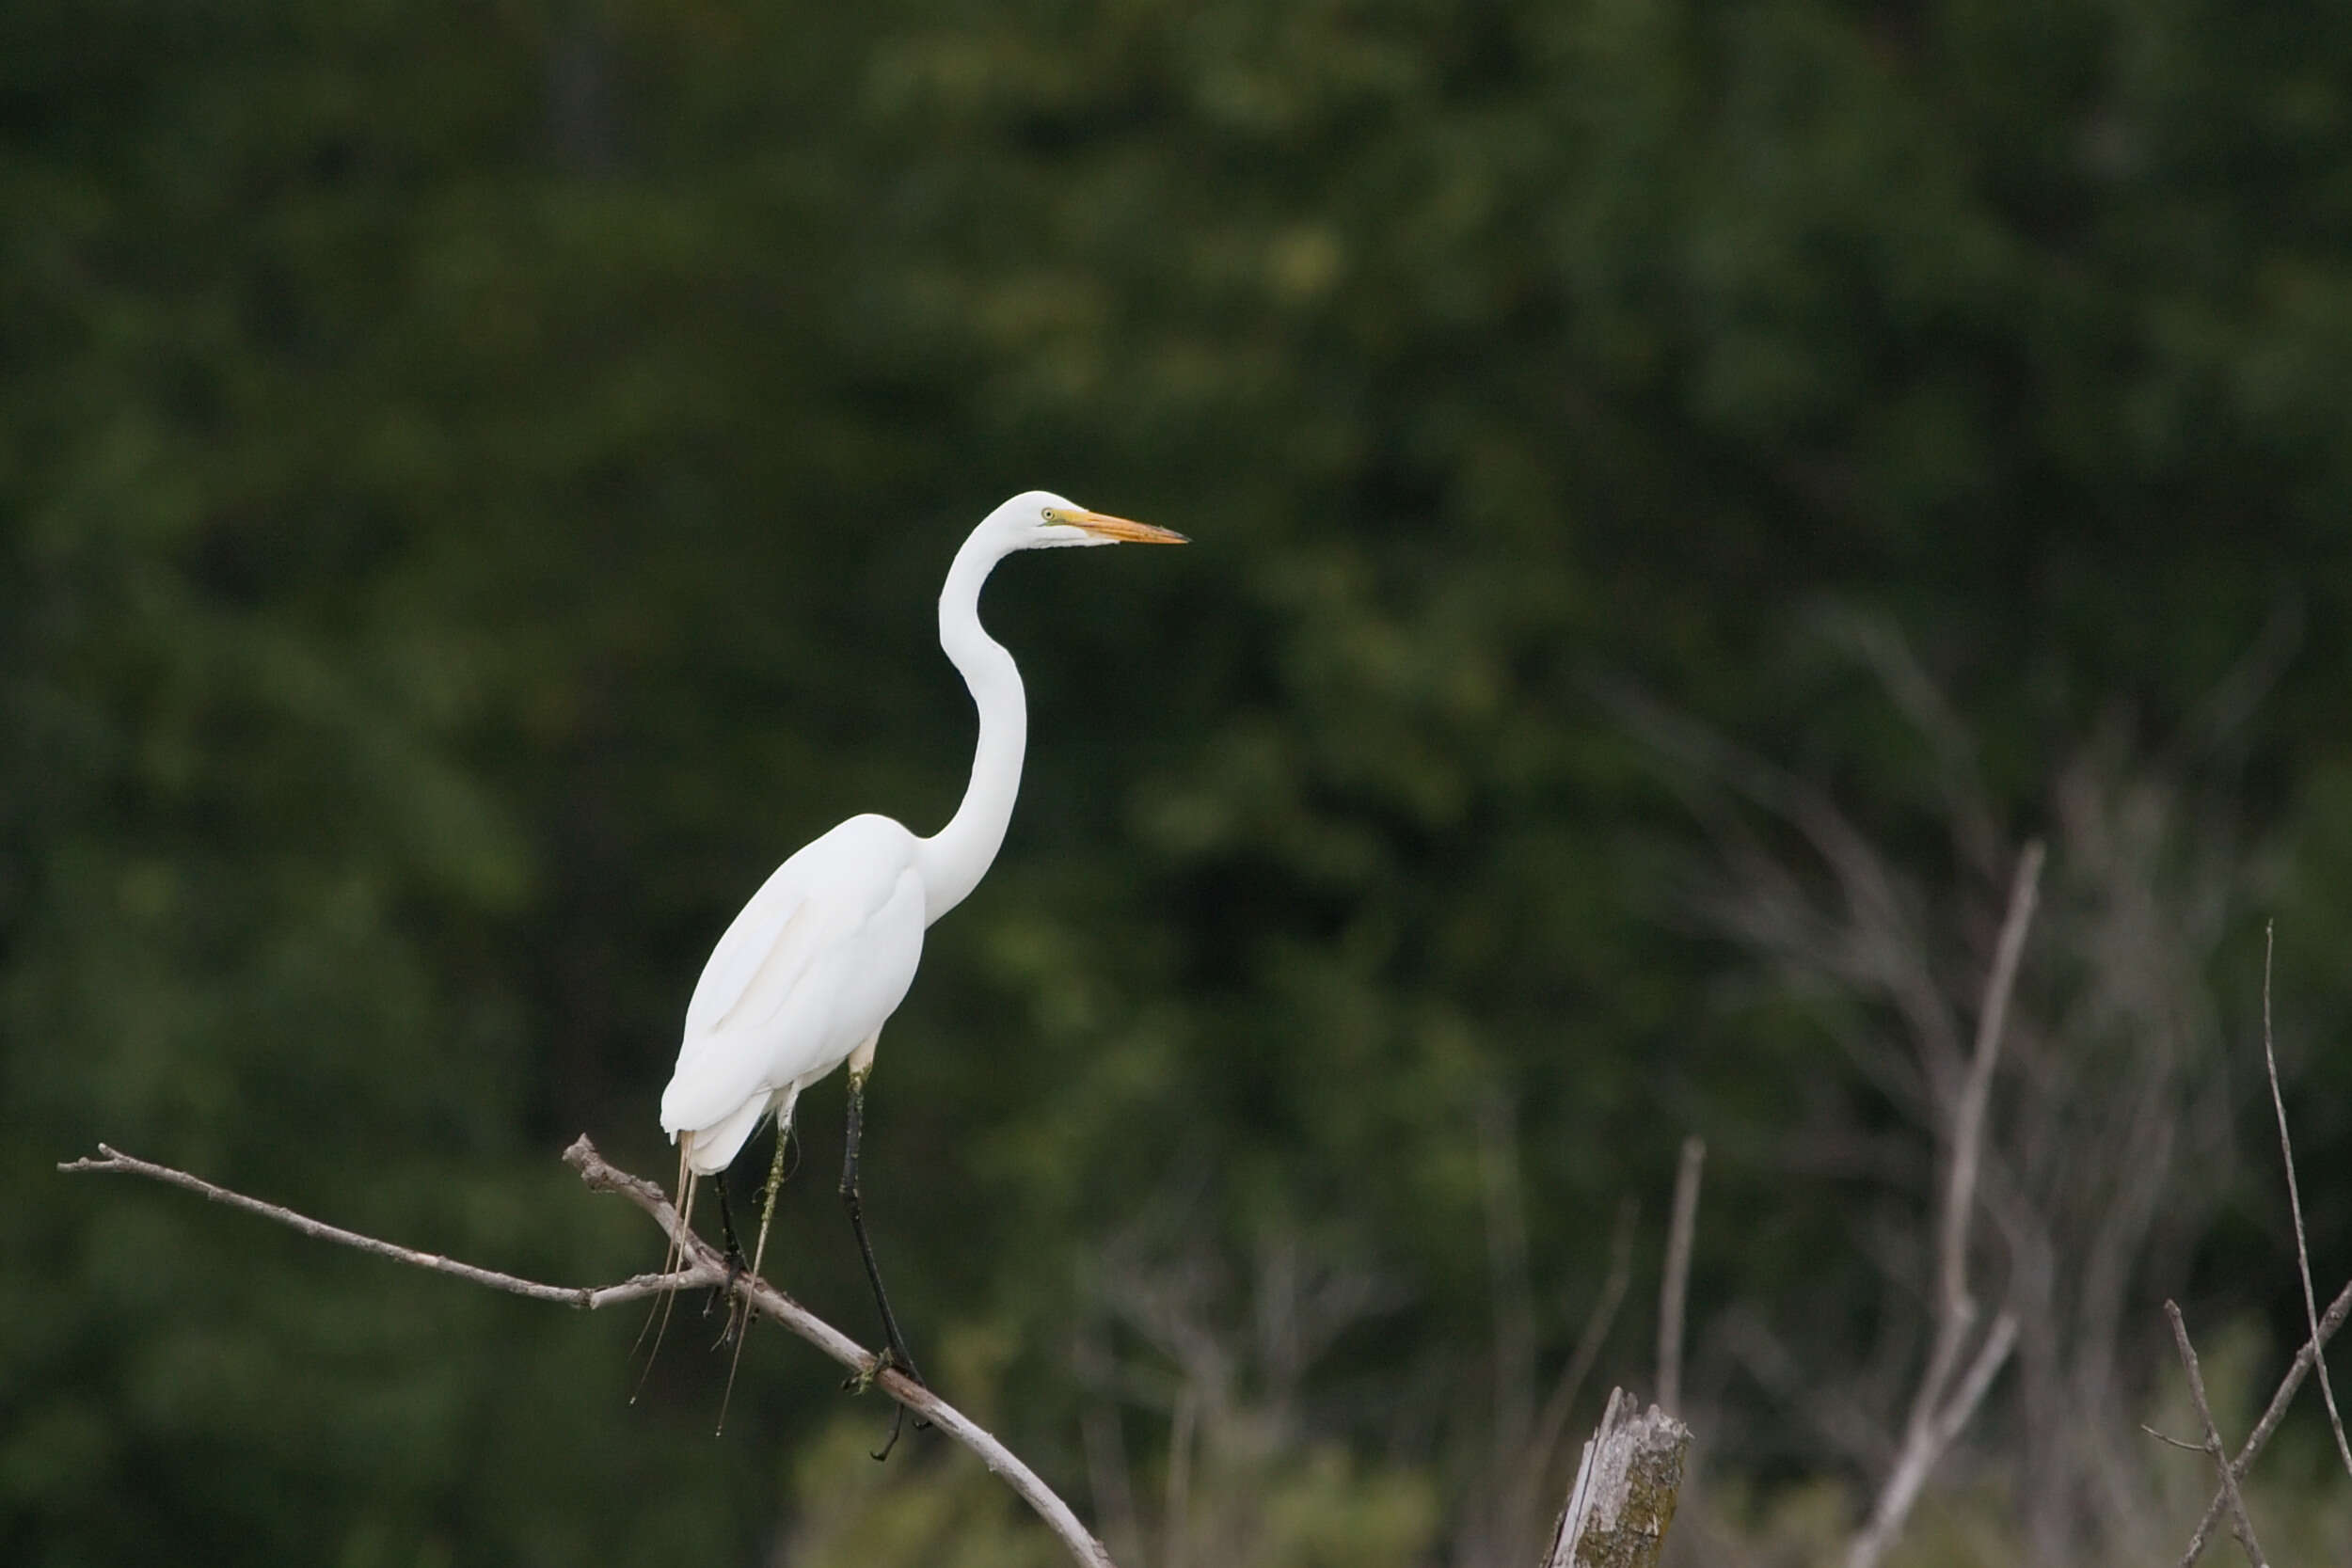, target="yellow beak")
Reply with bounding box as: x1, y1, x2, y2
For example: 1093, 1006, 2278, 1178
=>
1070, 510, 1188, 545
